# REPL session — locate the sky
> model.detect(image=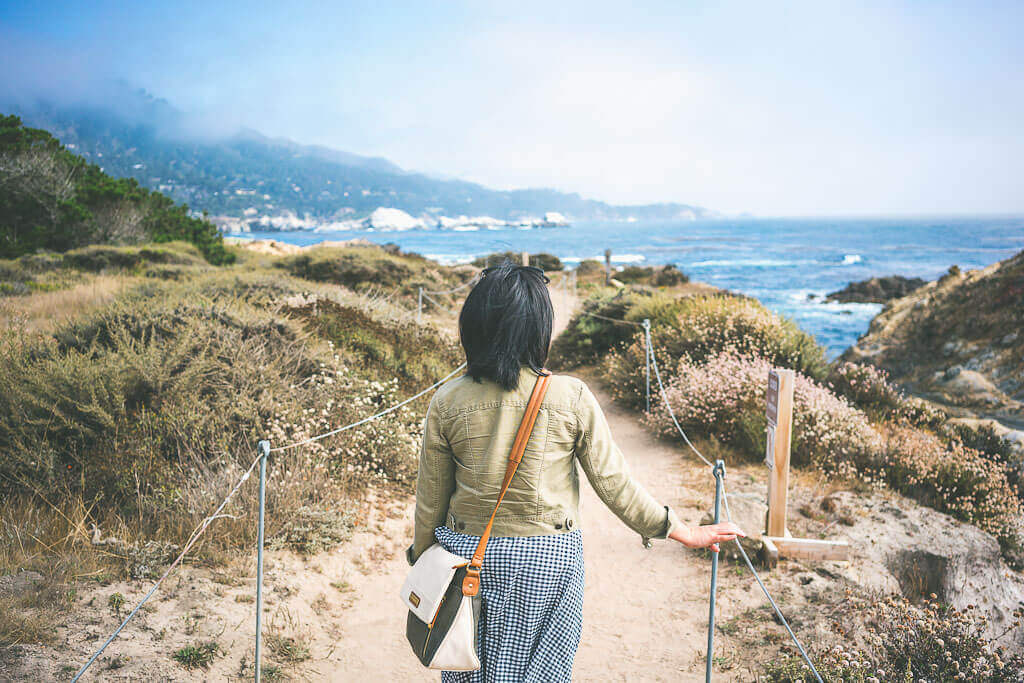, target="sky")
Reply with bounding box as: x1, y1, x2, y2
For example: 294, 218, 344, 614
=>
1, 0, 1023, 215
